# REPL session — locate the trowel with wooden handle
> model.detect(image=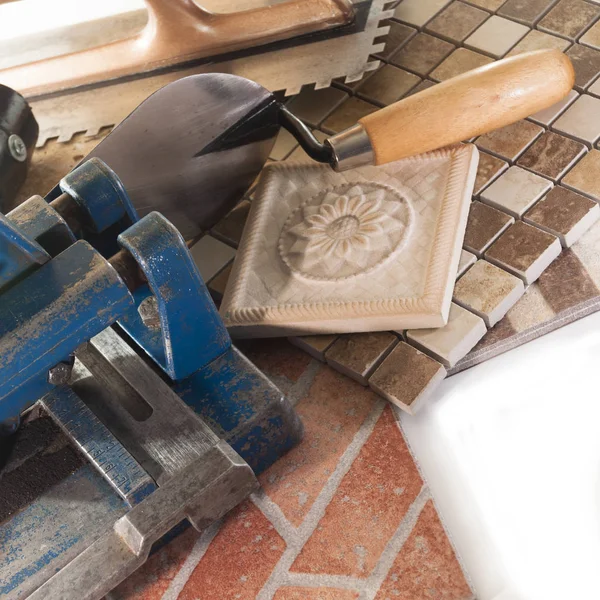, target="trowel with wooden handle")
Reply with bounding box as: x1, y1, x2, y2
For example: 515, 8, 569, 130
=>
53, 49, 574, 240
